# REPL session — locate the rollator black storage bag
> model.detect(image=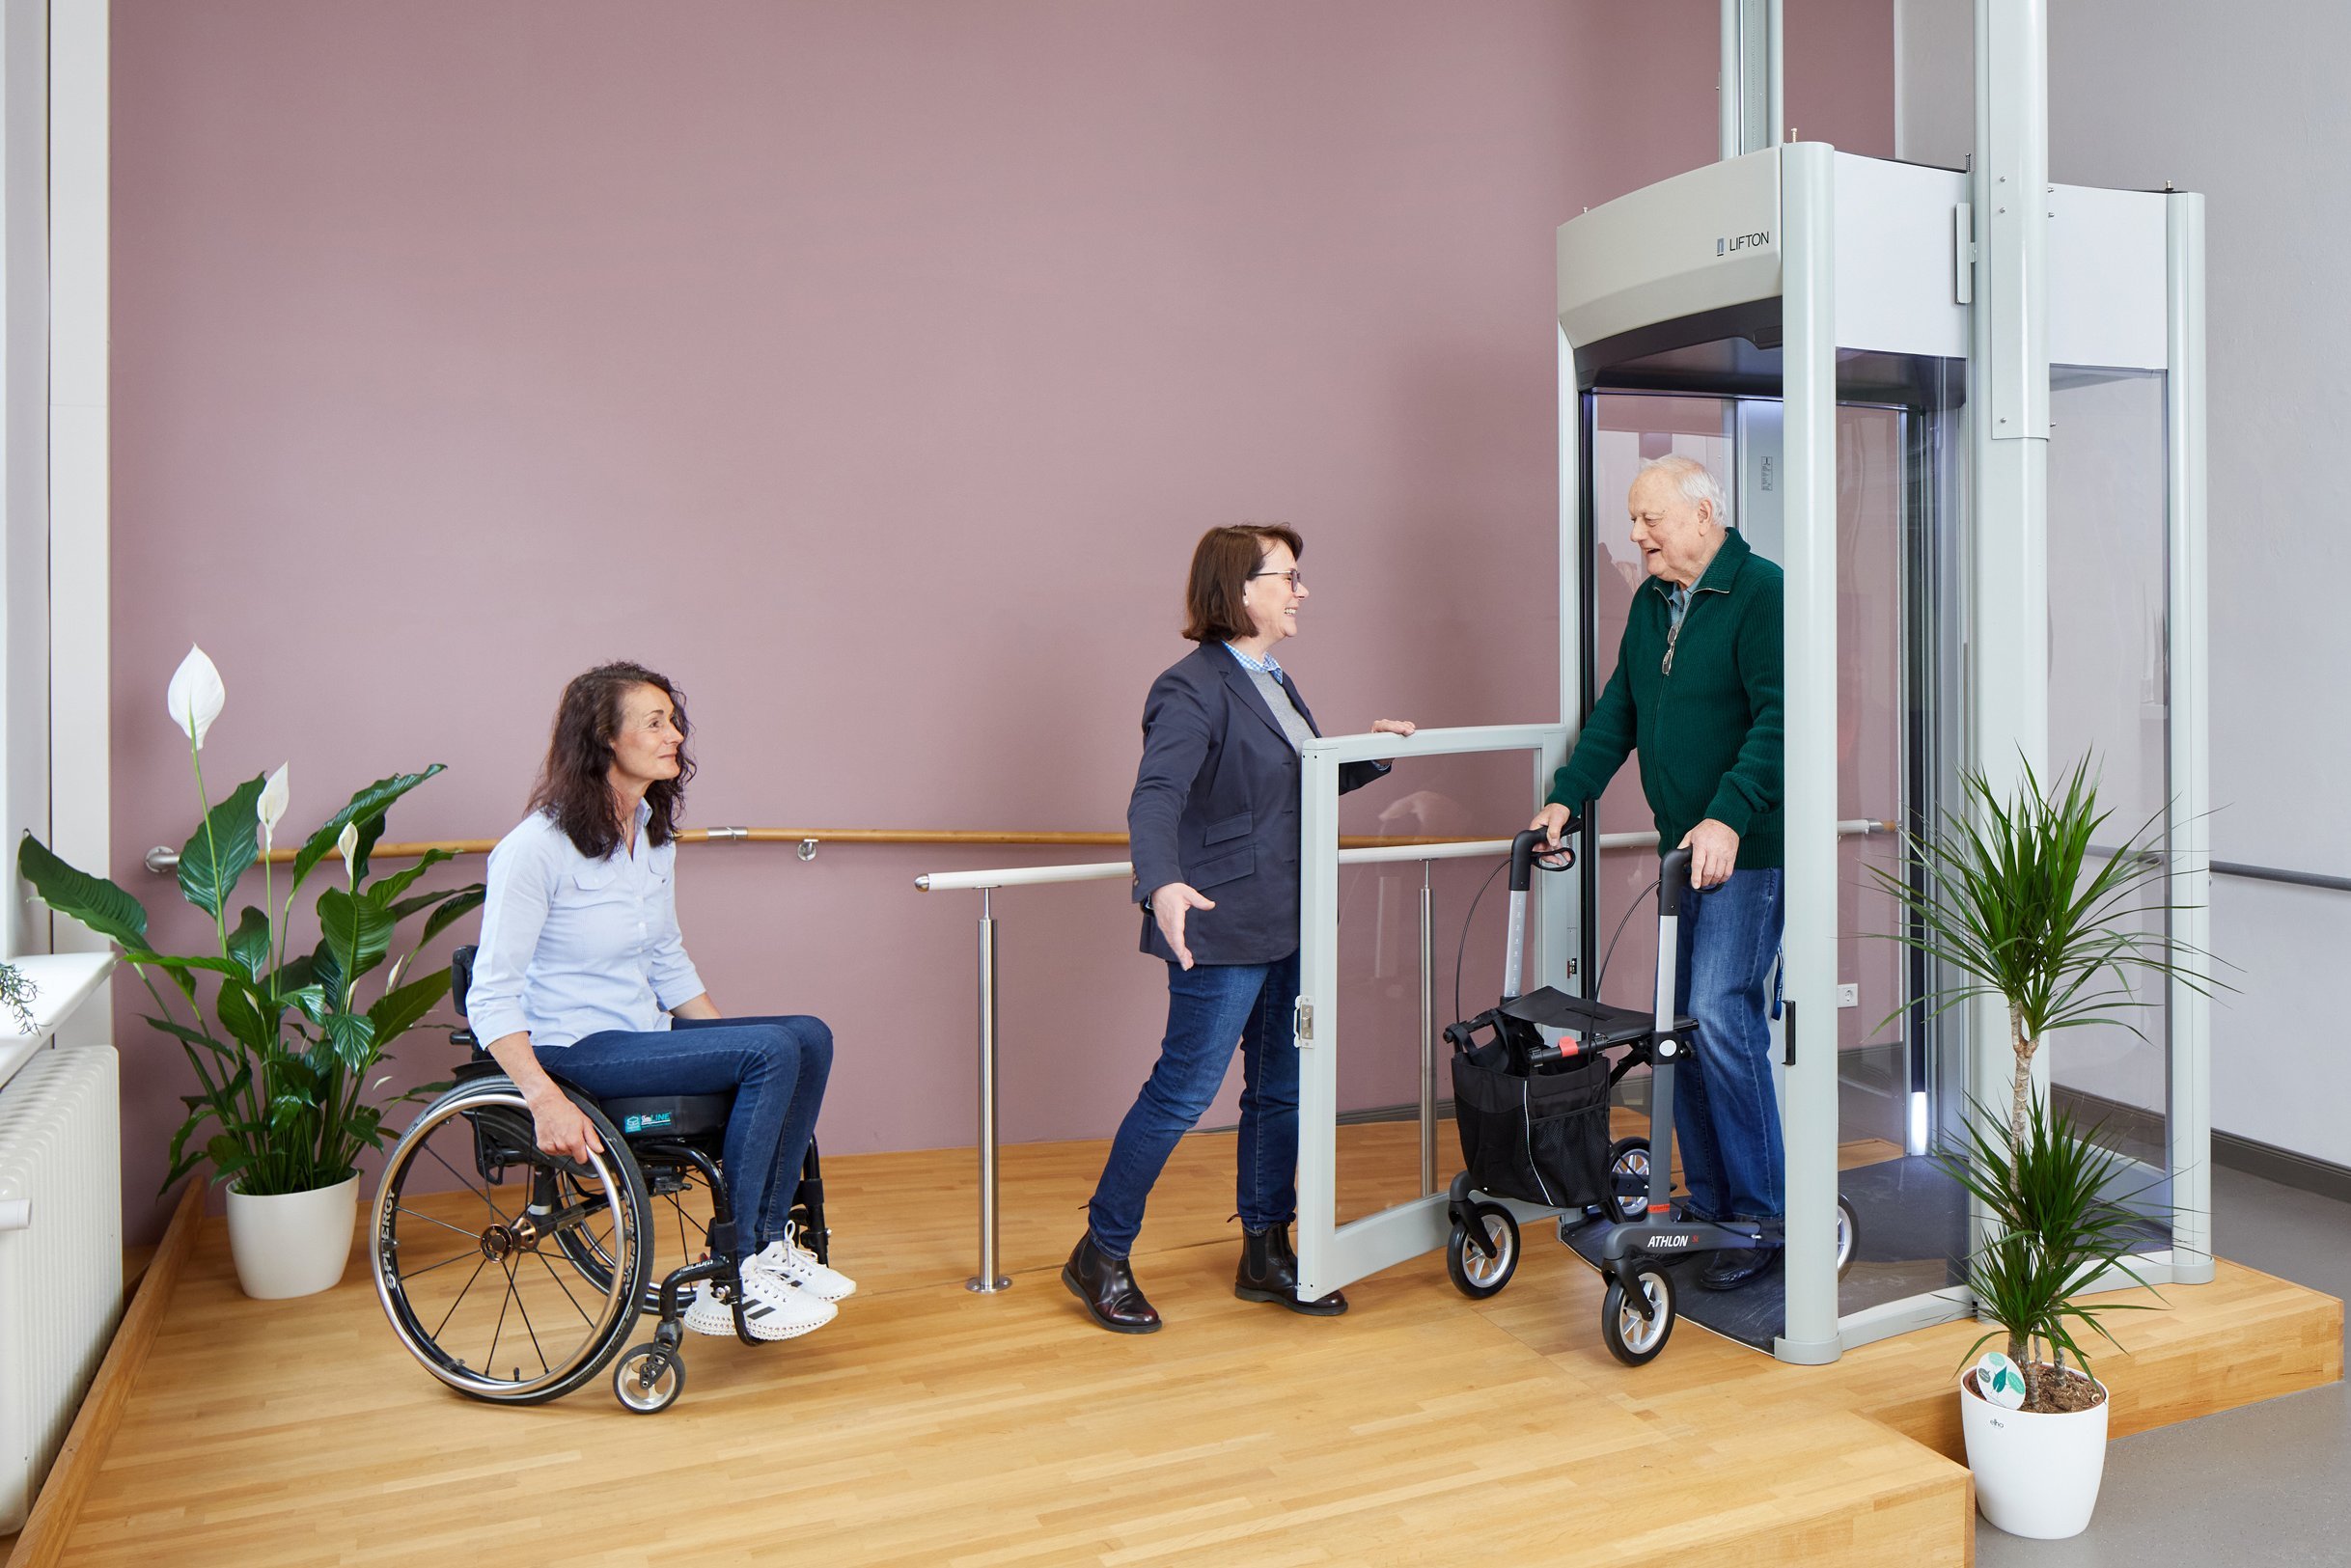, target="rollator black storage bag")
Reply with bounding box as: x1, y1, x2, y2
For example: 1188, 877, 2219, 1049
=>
1450, 1031, 1613, 1210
